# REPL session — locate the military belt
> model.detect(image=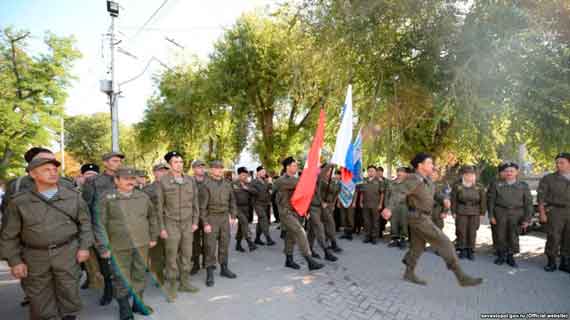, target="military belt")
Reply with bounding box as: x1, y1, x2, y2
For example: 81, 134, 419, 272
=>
458, 200, 479, 206
496, 204, 523, 210
24, 235, 77, 251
